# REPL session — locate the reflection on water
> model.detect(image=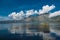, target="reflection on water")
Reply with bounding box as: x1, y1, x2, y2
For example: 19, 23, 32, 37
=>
0, 23, 11, 30
0, 23, 41, 34
0, 22, 60, 35
49, 23, 60, 35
